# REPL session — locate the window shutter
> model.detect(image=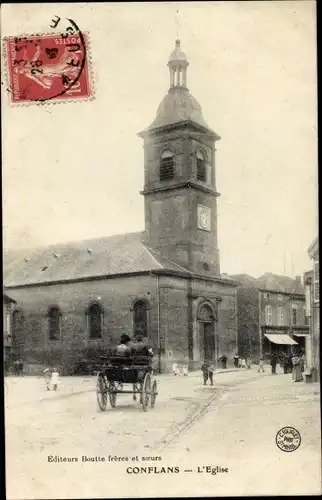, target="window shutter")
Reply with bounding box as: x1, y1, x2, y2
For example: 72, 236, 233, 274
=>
160, 157, 174, 180
197, 158, 206, 181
